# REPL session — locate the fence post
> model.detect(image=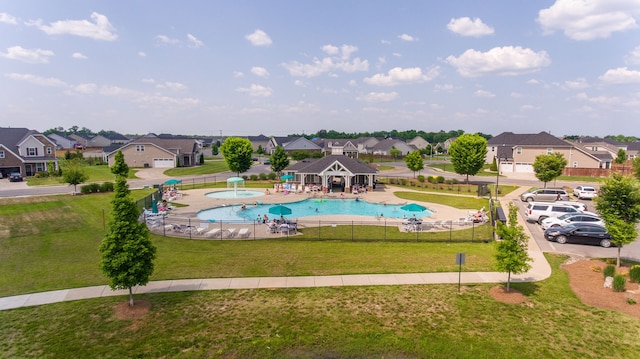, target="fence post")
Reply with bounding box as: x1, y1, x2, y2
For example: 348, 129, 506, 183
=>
188, 218, 192, 239
471, 222, 475, 242
351, 221, 354, 242
384, 220, 386, 241
449, 221, 452, 242
318, 220, 321, 240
